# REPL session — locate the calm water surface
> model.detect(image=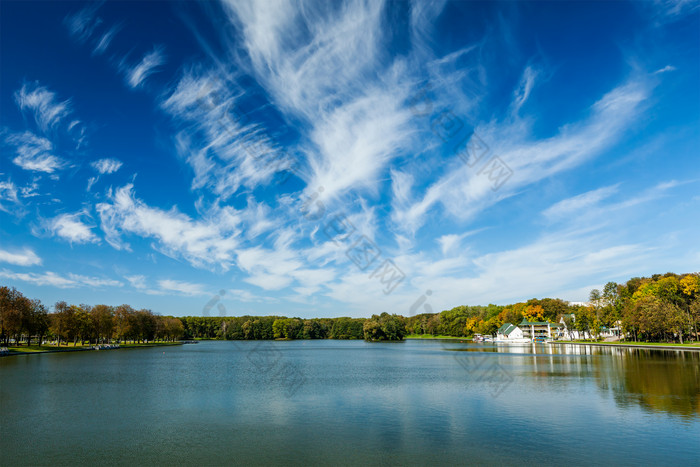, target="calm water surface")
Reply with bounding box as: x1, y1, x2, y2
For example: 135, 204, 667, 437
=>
1, 340, 699, 466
